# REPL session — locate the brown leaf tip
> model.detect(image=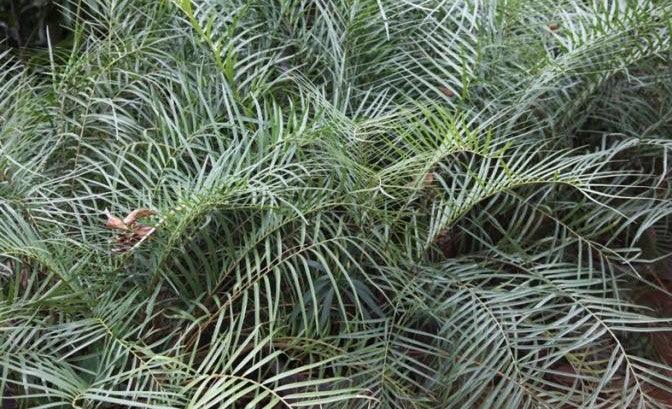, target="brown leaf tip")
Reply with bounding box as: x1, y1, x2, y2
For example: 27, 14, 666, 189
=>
123, 208, 157, 226
439, 86, 455, 97
104, 208, 158, 253
104, 209, 129, 230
